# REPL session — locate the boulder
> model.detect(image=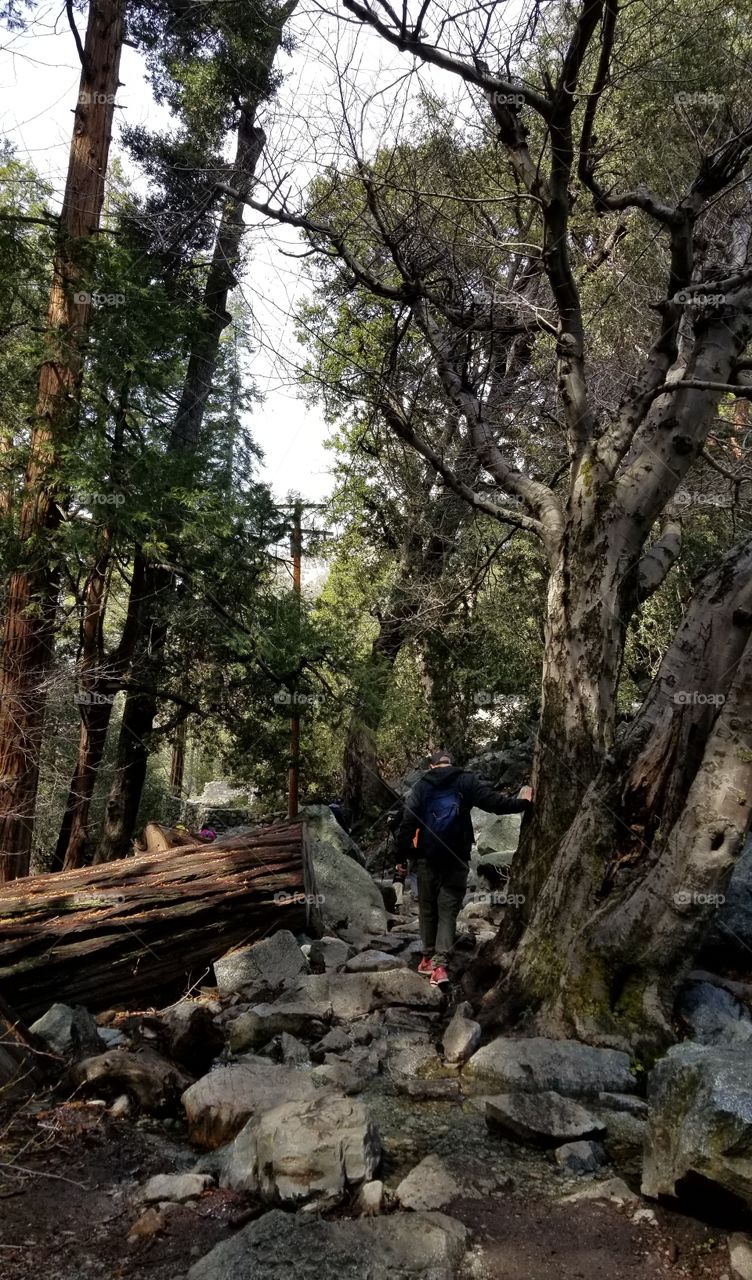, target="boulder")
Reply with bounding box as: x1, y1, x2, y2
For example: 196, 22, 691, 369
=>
214, 1092, 381, 1203
442, 1003, 481, 1065
554, 1140, 606, 1174
259, 1032, 310, 1066
729, 1233, 752, 1280
375, 880, 399, 913
471, 809, 521, 856
562, 1176, 639, 1205
227, 1002, 330, 1053
139, 1172, 214, 1204
182, 1057, 318, 1148
355, 1179, 385, 1216
303, 806, 387, 935
395, 1154, 463, 1212
642, 1042, 752, 1207
277, 970, 444, 1021
308, 937, 353, 973
187, 1208, 468, 1280
464, 1036, 636, 1097
676, 981, 752, 1047
72, 1047, 191, 1112
213, 930, 308, 997
159, 999, 223, 1074
312, 1027, 351, 1057
30, 1003, 103, 1059
485, 1091, 606, 1146
345, 950, 407, 974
